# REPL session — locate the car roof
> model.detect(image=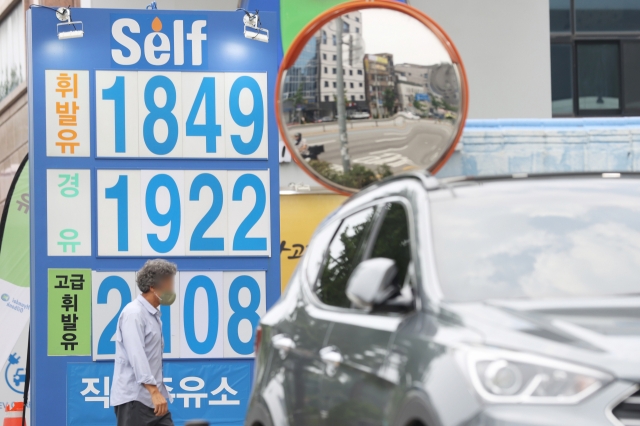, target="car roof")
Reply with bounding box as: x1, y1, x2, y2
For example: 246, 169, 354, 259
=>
319, 170, 640, 232
438, 171, 640, 186
346, 170, 640, 204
